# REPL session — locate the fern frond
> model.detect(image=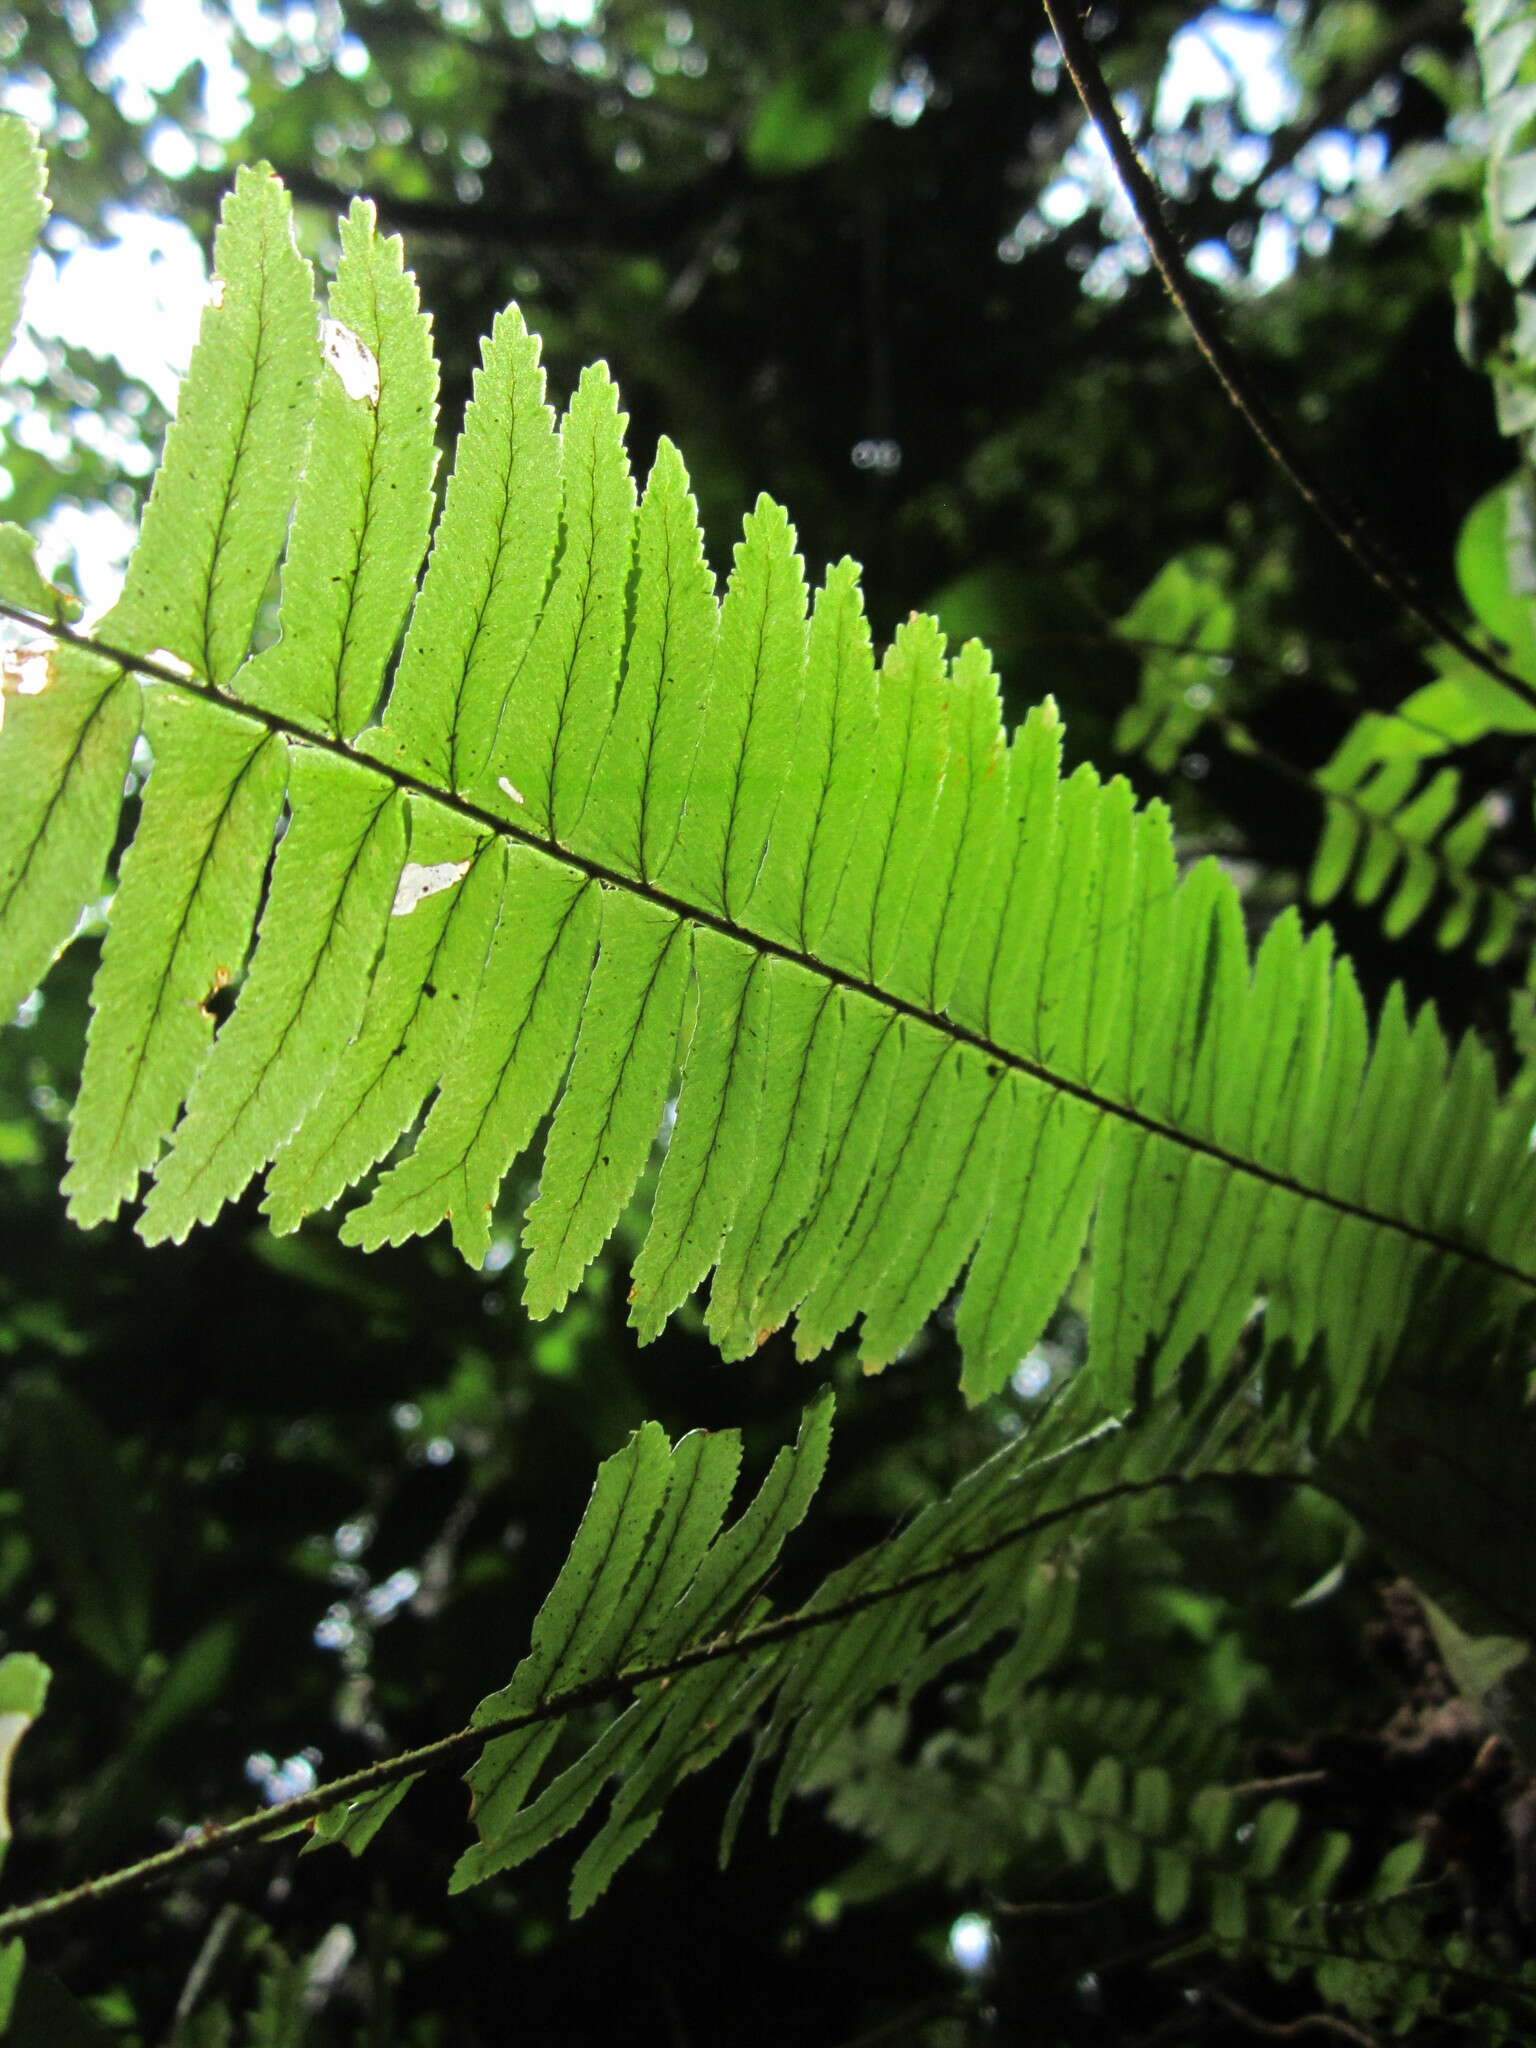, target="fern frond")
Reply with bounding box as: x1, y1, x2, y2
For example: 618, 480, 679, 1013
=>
291, 1380, 1267, 1913
4, 161, 1536, 1419
984, 1685, 1241, 1779
814, 1706, 1401, 1924
817, 1706, 1536, 2039
1114, 507, 1536, 966
1111, 547, 1234, 774
831, 1712, 1536, 2048
1307, 689, 1536, 962
1241, 1899, 1536, 2044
